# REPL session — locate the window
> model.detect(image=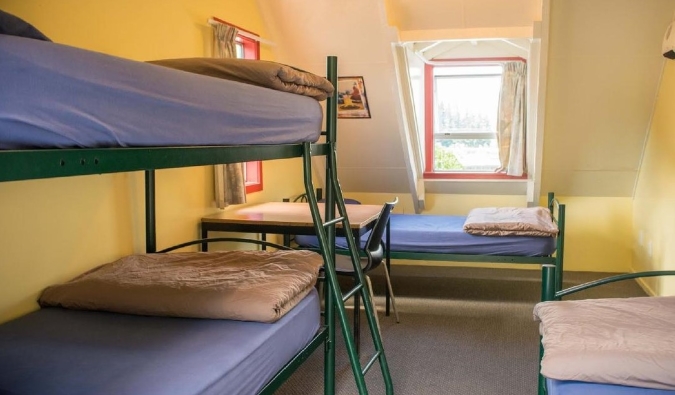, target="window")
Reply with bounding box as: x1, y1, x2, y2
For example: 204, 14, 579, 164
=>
236, 31, 262, 193
424, 60, 525, 180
